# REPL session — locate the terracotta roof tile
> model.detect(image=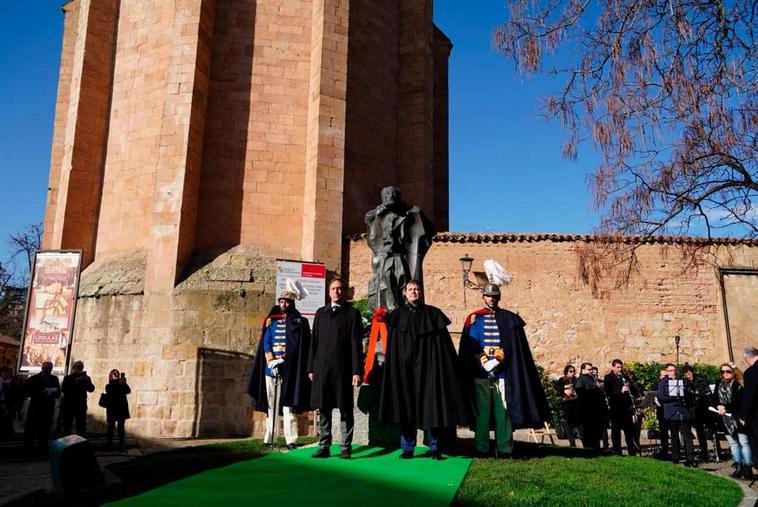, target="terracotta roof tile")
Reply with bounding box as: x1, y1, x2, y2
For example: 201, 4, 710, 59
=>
346, 231, 758, 246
